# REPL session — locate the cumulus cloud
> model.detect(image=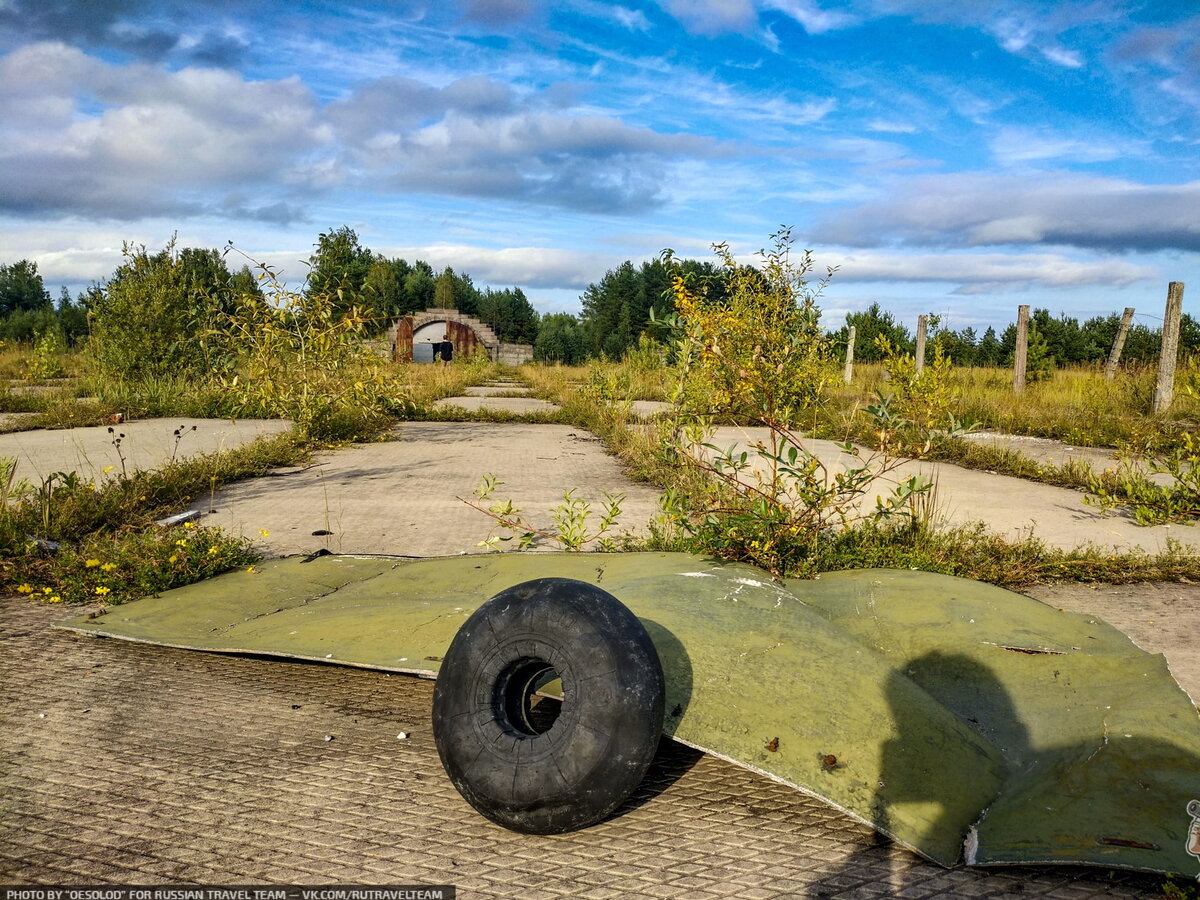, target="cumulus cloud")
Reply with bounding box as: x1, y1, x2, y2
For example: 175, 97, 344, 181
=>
819, 172, 1200, 253
0, 41, 729, 222
329, 77, 729, 214
0, 0, 250, 66
0, 42, 324, 221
